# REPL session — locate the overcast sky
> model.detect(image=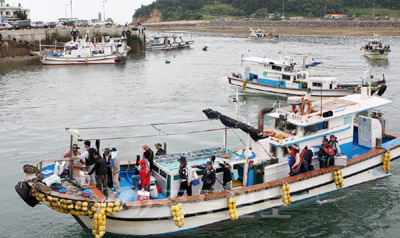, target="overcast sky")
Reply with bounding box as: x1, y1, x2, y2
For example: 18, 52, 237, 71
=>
13, 0, 154, 23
